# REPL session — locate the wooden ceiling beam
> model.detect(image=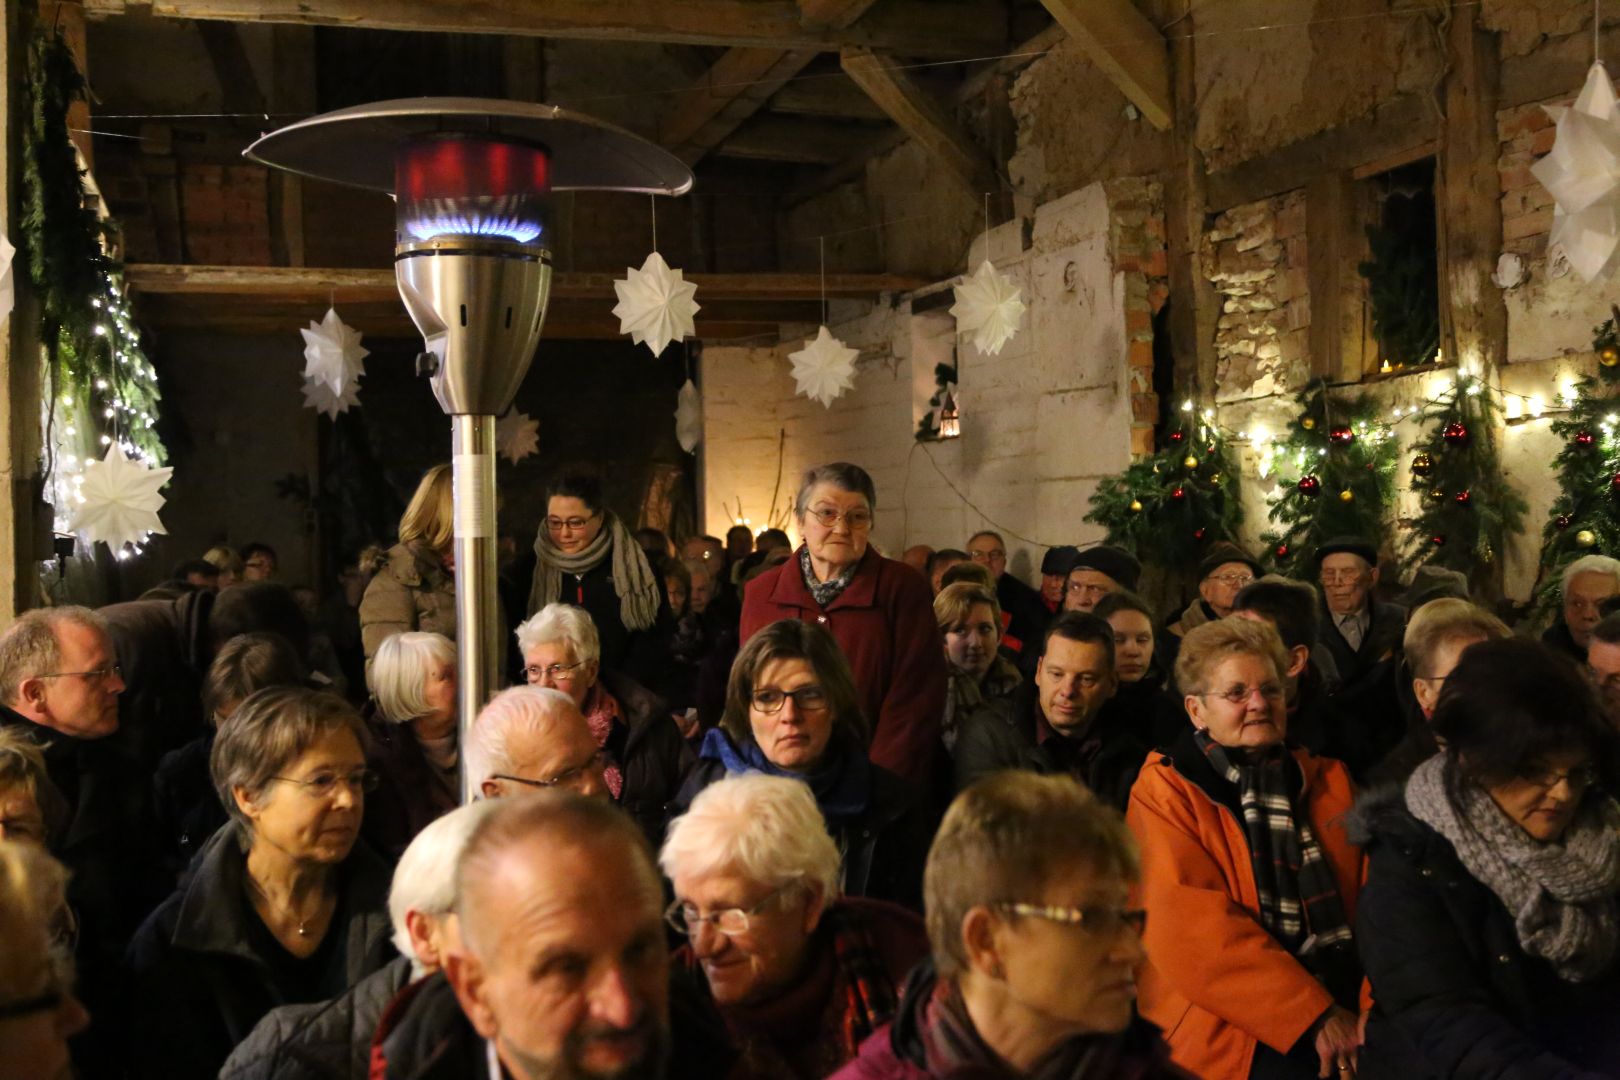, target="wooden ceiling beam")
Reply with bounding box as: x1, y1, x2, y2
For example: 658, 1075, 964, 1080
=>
1037, 0, 1171, 130
713, 116, 871, 164
82, 0, 1006, 60
658, 46, 821, 167
770, 77, 889, 122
